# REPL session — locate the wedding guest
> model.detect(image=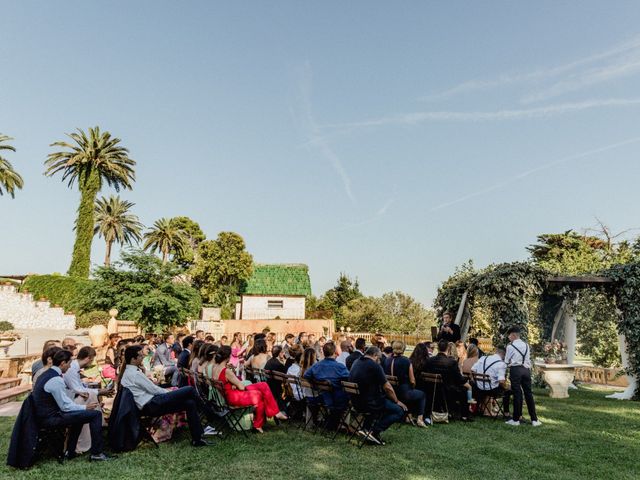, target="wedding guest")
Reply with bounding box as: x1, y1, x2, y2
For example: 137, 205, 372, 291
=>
31, 340, 61, 380
384, 341, 427, 427
336, 340, 352, 365
32, 346, 62, 384
345, 338, 366, 370
265, 345, 288, 409
471, 346, 512, 418
505, 326, 541, 427
436, 311, 461, 343
249, 339, 270, 370
153, 334, 179, 386
462, 344, 480, 375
